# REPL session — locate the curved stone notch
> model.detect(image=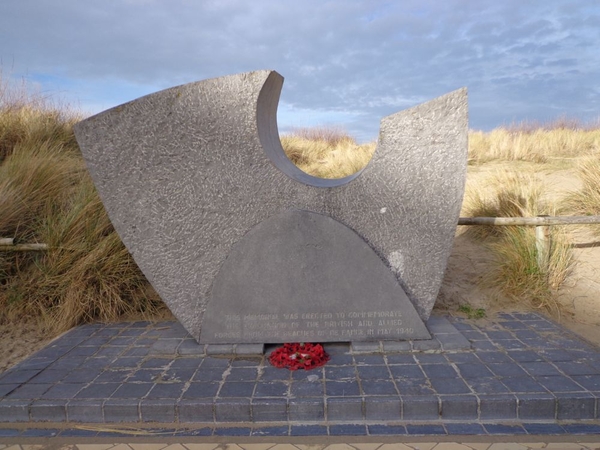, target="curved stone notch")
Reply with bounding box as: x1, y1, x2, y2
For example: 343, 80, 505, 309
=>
73, 70, 468, 344
202, 210, 431, 343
